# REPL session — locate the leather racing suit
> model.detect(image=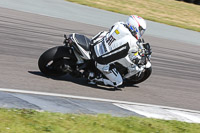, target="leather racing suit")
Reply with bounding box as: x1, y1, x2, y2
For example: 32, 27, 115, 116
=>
90, 22, 142, 87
